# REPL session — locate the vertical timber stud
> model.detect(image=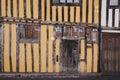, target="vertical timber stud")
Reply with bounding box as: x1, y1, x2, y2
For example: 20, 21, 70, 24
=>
46, 26, 48, 72
62, 6, 64, 22
0, 0, 1, 16
17, 0, 19, 18
112, 9, 115, 27
45, 0, 47, 20
39, 24, 41, 72
31, 43, 34, 72
9, 24, 12, 72
6, 0, 8, 17
68, 6, 70, 22
11, 0, 13, 17
0, 24, 4, 72
74, 6, 76, 22
92, 0, 94, 24
50, 0, 52, 21
30, 0, 33, 19
84, 27, 87, 72
80, 0, 82, 23
86, 0, 88, 24
24, 43, 27, 72
24, 0, 26, 18
106, 0, 109, 27
16, 25, 20, 72
98, 0, 101, 73
38, 0, 41, 19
